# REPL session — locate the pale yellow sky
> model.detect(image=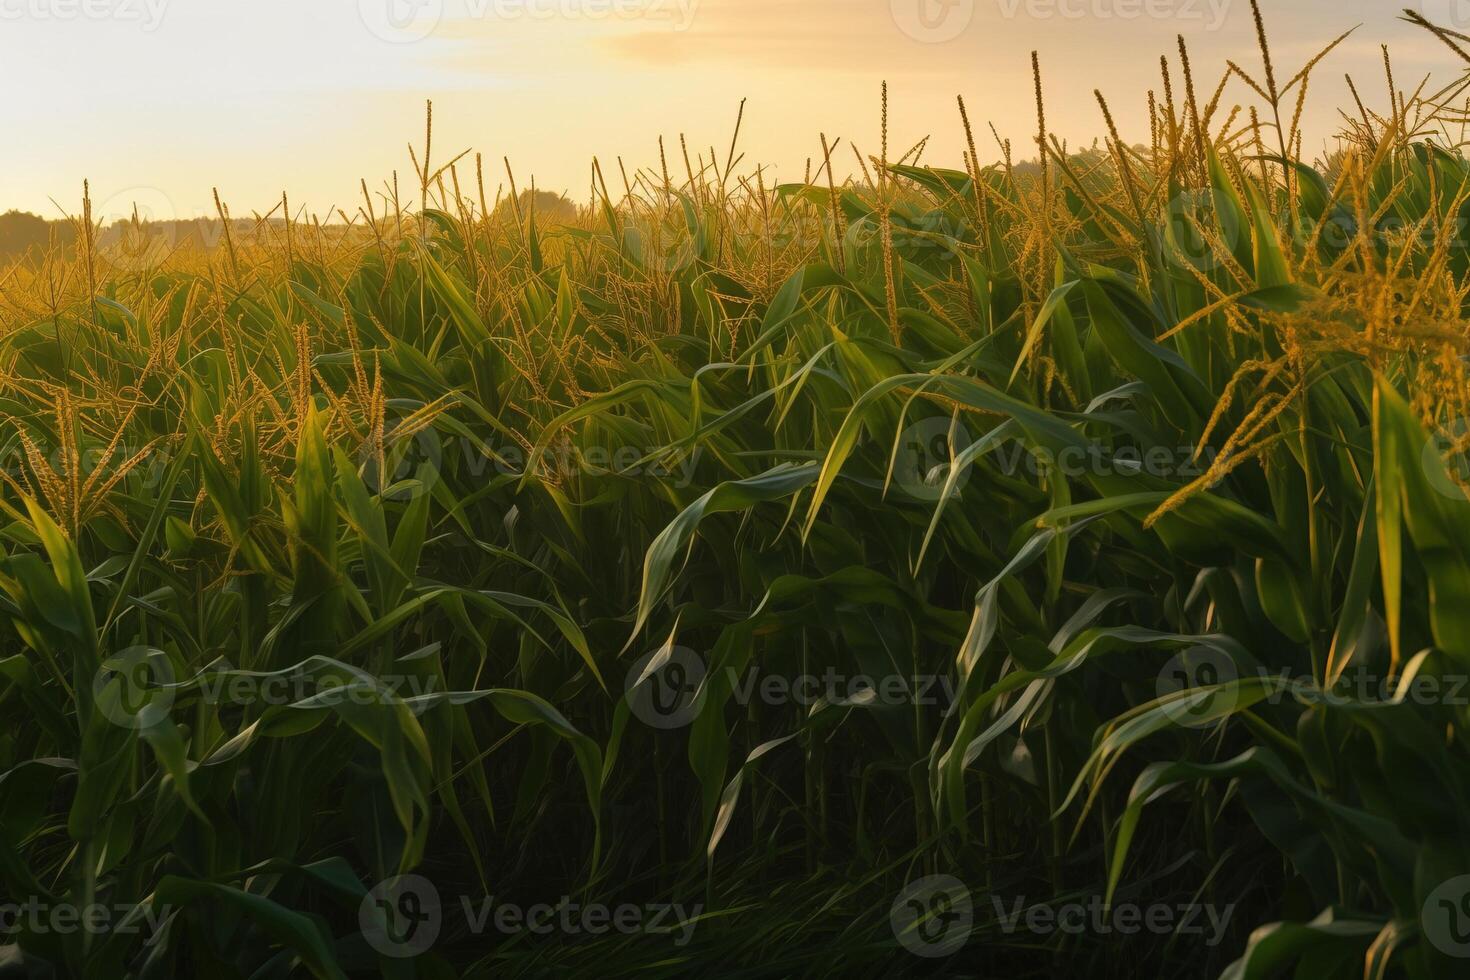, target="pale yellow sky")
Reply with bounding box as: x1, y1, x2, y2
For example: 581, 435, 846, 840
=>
4, 0, 1468, 226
